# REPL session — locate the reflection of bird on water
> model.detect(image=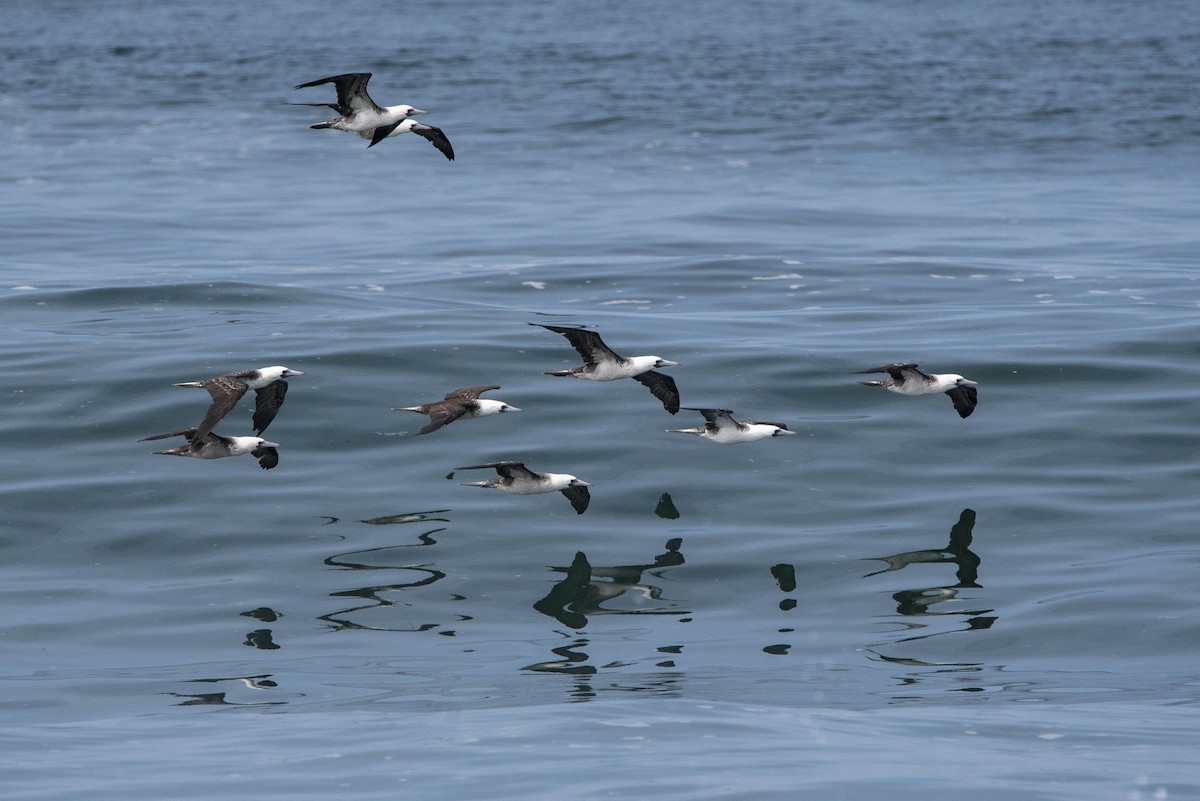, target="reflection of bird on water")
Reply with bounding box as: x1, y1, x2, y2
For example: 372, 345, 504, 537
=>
532, 539, 686, 627
863, 508, 980, 588
863, 509, 995, 638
